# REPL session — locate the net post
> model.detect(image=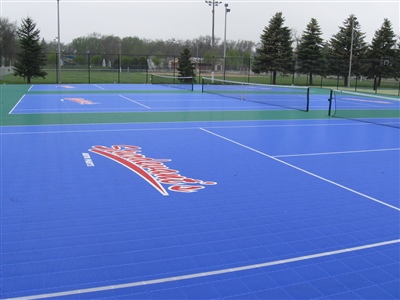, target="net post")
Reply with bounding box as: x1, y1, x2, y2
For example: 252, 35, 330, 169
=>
201, 77, 205, 93
306, 87, 310, 112
328, 89, 333, 116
